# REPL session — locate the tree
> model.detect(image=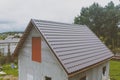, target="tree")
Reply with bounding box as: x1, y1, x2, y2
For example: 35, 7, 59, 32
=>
74, 1, 120, 54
